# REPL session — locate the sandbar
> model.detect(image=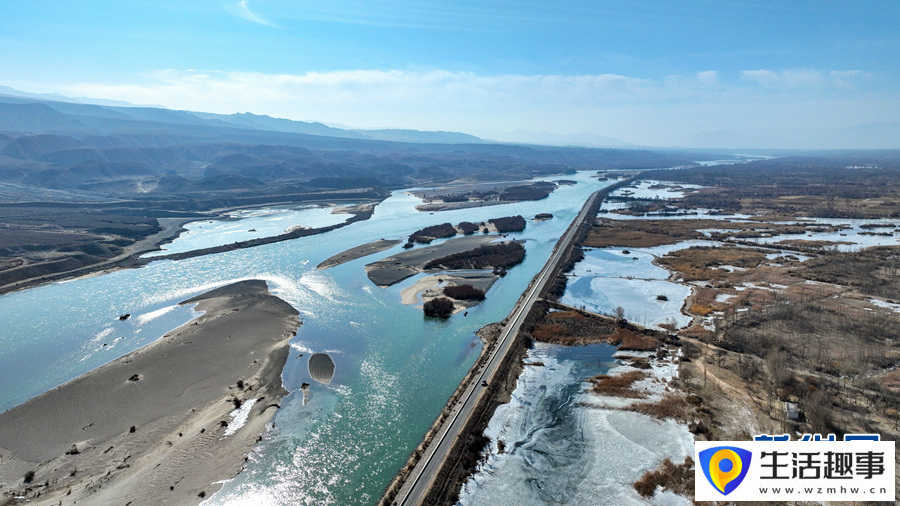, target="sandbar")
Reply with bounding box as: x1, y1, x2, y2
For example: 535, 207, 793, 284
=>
0, 279, 300, 505
365, 235, 501, 287
400, 271, 499, 315
317, 239, 403, 270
